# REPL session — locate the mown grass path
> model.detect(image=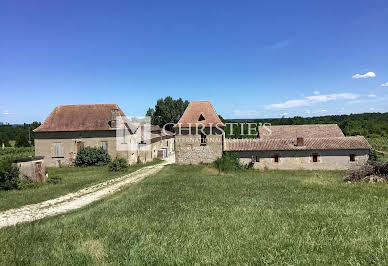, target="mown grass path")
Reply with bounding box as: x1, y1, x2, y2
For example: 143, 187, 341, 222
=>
0, 158, 172, 228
